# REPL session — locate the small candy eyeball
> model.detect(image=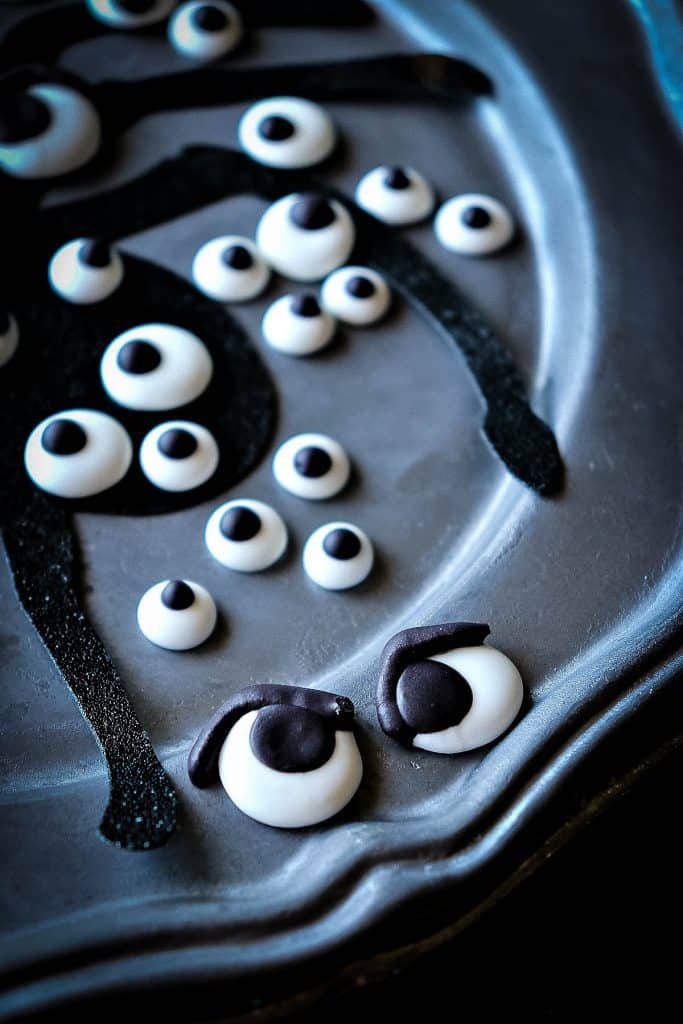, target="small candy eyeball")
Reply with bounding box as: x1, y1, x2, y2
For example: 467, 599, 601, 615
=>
0, 313, 19, 368
48, 238, 124, 305
238, 97, 336, 169
273, 433, 350, 501
205, 498, 288, 572
0, 83, 101, 180
191, 235, 270, 302
137, 579, 217, 651
100, 323, 213, 411
86, 0, 177, 29
434, 193, 515, 256
139, 420, 219, 492
24, 409, 132, 498
168, 1, 243, 61
261, 293, 336, 357
256, 193, 355, 282
355, 165, 435, 226
320, 265, 391, 326
303, 522, 374, 590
